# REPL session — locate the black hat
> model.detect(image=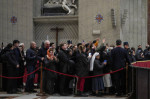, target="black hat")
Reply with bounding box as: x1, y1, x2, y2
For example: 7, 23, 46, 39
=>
116, 39, 122, 45
124, 42, 129, 46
